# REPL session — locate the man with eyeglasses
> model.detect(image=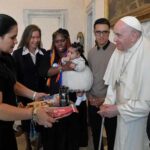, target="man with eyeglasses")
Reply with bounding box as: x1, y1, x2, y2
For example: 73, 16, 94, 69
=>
87, 18, 117, 150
